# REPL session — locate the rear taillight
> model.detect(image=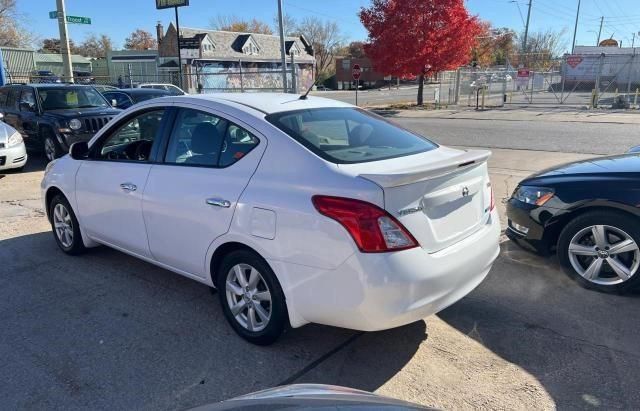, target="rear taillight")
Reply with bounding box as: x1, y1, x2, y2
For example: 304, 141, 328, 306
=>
312, 195, 418, 253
